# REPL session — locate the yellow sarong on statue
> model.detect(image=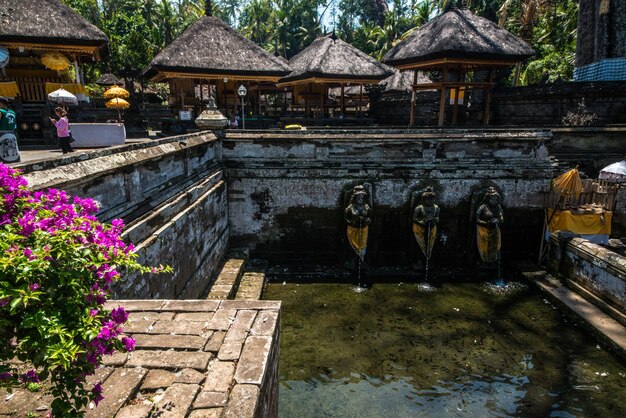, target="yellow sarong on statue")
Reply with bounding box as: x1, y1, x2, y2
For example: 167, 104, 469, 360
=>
347, 225, 368, 259
477, 224, 501, 263
413, 223, 436, 260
